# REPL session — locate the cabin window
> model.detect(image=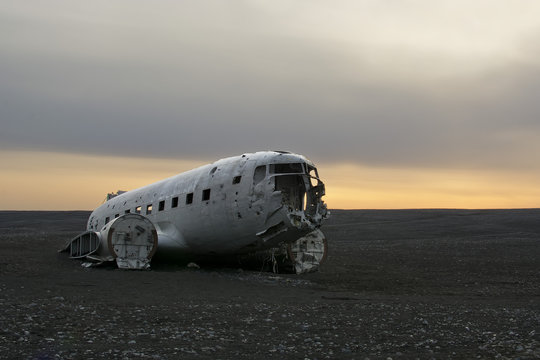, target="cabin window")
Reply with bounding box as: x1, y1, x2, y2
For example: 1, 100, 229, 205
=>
186, 193, 193, 205
172, 196, 178, 208
233, 176, 241, 184
202, 189, 211, 201
105, 217, 110, 224
135, 206, 141, 214
125, 209, 130, 214
253, 165, 266, 185
159, 200, 165, 211
115, 214, 119, 218
146, 204, 152, 215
